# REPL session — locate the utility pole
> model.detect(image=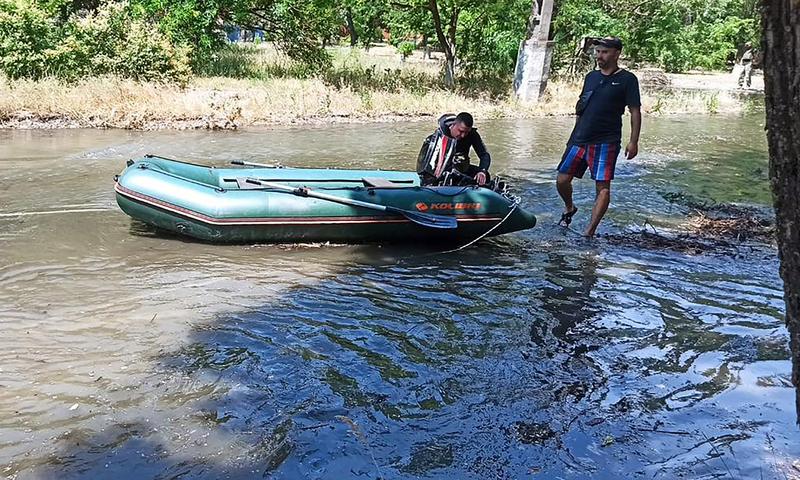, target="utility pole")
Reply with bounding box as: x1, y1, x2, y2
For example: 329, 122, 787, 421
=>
513, 0, 555, 103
